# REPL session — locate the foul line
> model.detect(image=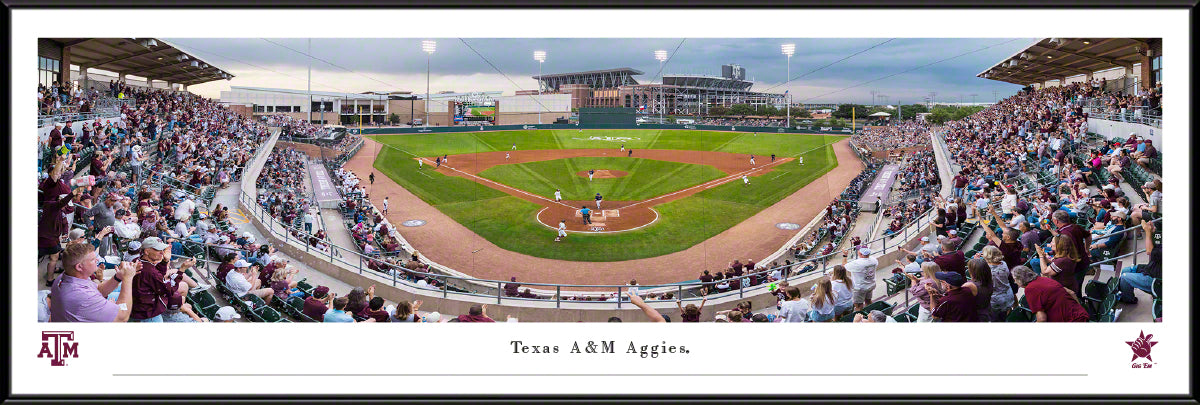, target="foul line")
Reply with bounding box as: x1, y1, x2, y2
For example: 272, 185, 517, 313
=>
624, 158, 790, 210
421, 158, 576, 209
